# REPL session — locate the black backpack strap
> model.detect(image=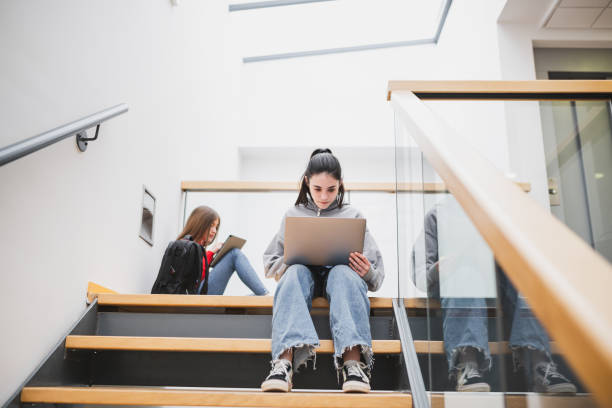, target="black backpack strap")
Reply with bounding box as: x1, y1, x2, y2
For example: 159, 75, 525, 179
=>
200, 245, 209, 294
